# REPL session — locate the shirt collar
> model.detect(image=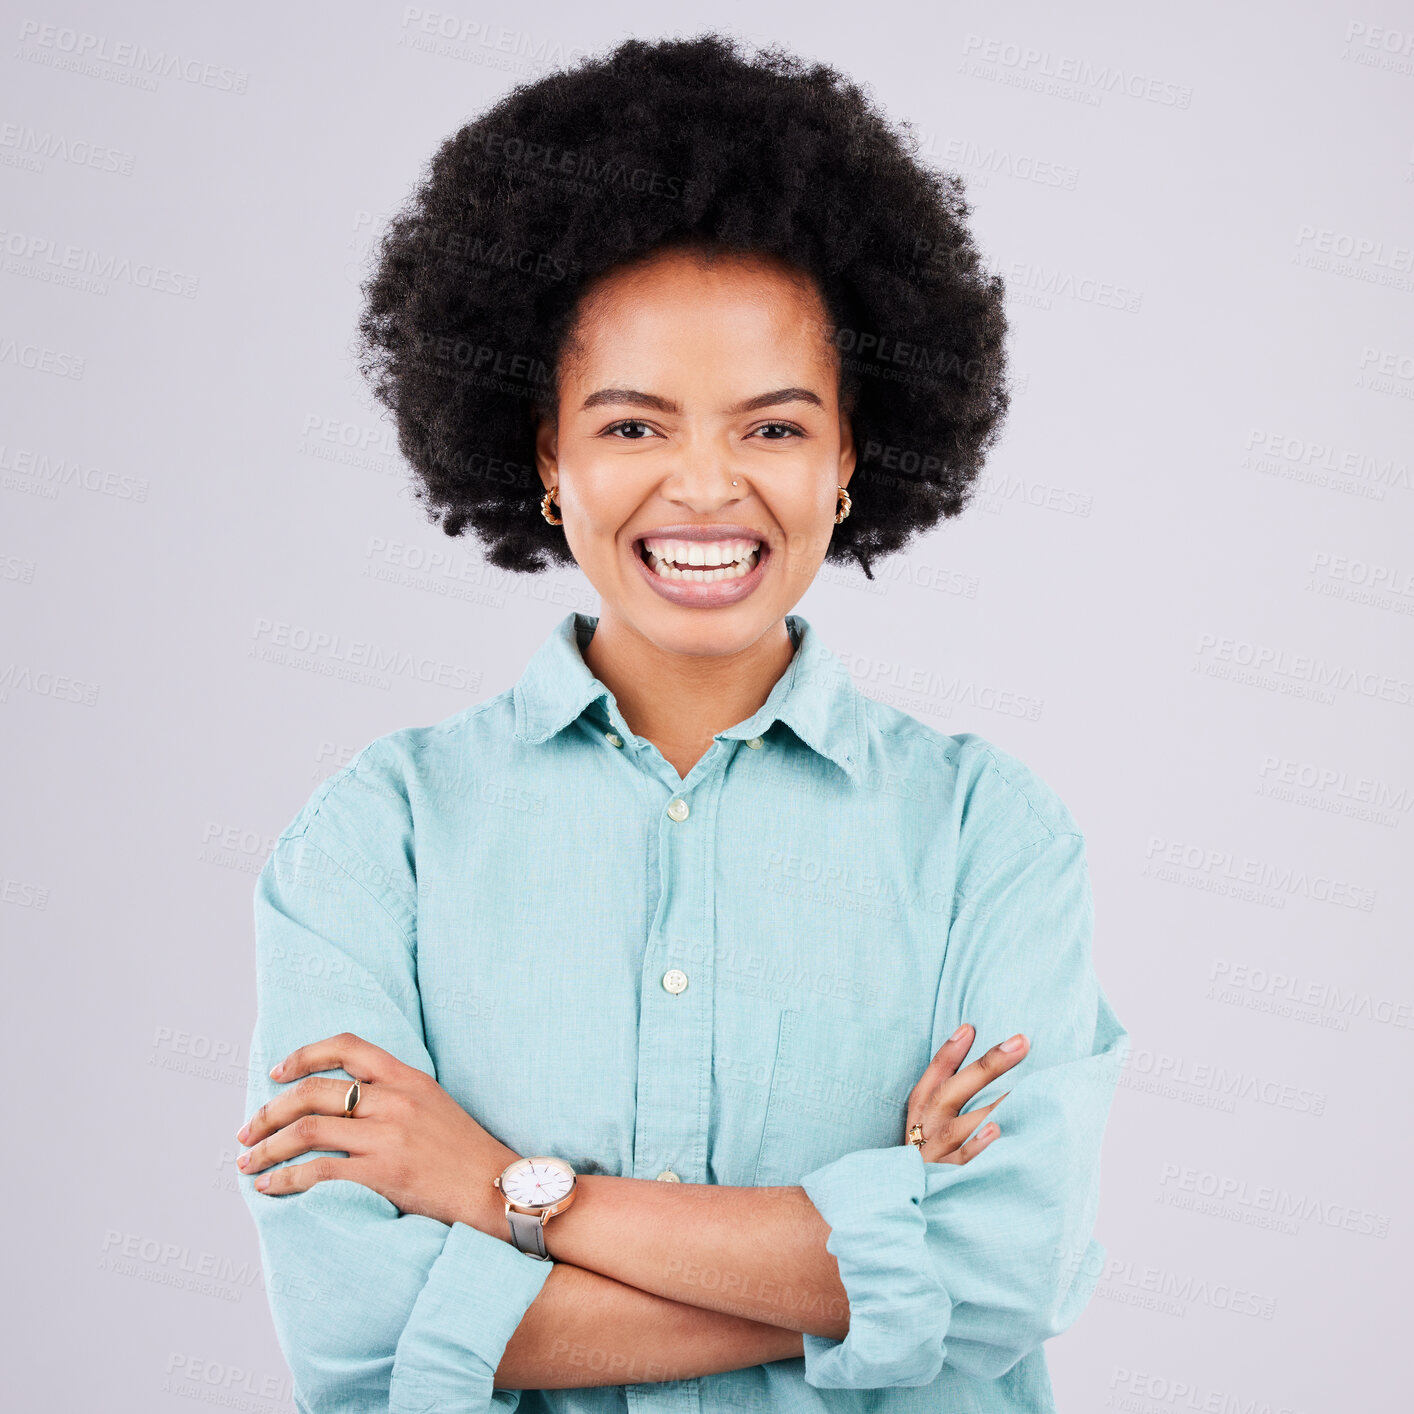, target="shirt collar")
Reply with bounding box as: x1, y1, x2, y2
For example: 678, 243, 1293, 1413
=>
512, 611, 866, 779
